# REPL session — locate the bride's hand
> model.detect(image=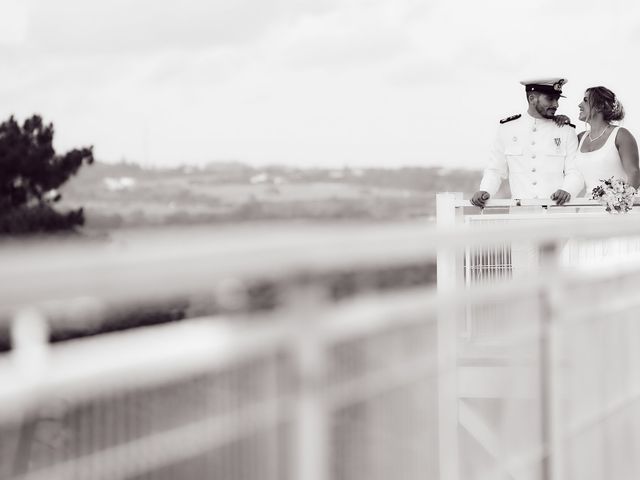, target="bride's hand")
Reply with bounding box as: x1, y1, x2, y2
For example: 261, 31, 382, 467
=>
553, 114, 571, 127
